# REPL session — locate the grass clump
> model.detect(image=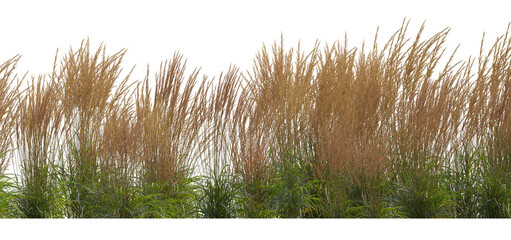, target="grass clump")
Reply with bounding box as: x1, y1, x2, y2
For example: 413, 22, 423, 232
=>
2, 20, 511, 218
15, 75, 63, 218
